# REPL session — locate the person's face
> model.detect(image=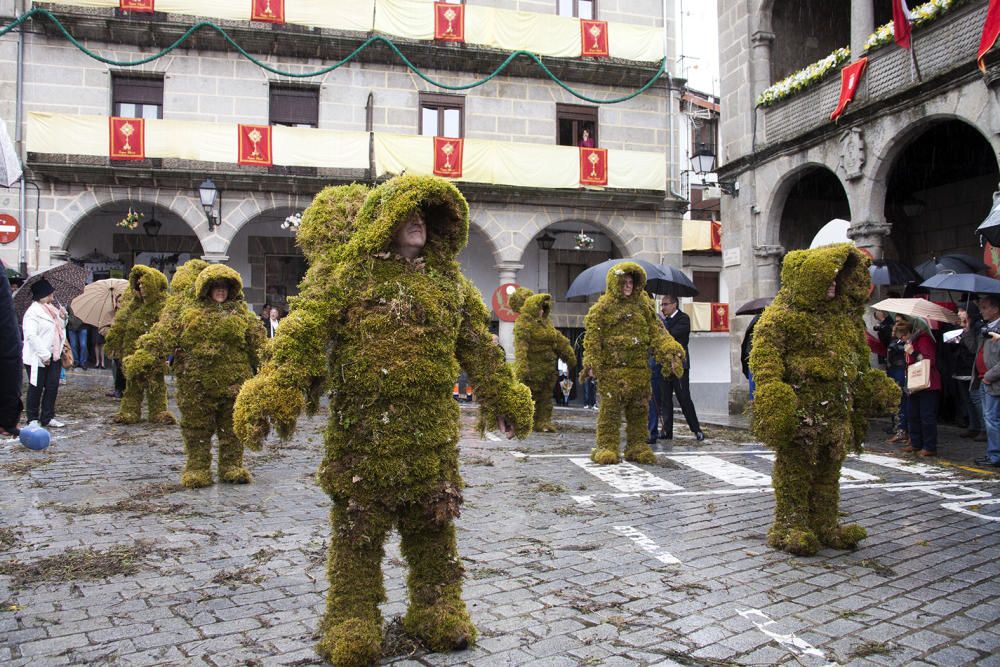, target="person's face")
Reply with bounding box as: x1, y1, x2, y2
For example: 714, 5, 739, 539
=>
582, 129, 590, 140
621, 275, 634, 298
392, 210, 427, 259
39, 294, 54, 305
979, 298, 999, 322
826, 280, 837, 300
894, 314, 906, 326
269, 309, 279, 321
135, 283, 143, 299
211, 286, 228, 303
661, 298, 677, 317
261, 306, 270, 317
